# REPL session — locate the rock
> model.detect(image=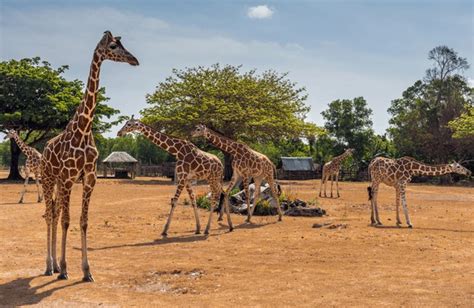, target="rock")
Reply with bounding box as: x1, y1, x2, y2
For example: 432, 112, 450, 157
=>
312, 222, 332, 228
285, 206, 326, 217
327, 223, 348, 229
